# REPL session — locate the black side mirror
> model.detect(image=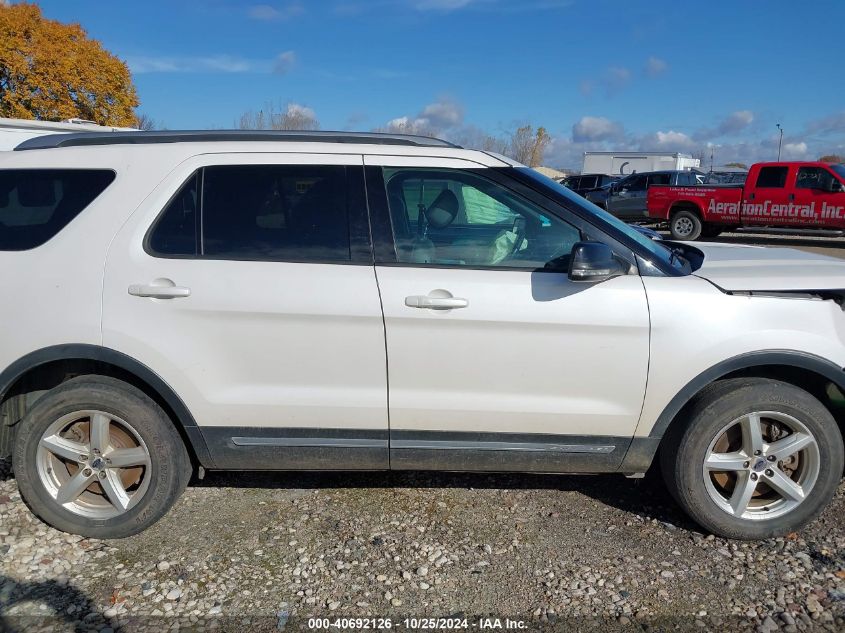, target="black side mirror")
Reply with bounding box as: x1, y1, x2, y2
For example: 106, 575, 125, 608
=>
829, 180, 845, 193
568, 242, 627, 283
